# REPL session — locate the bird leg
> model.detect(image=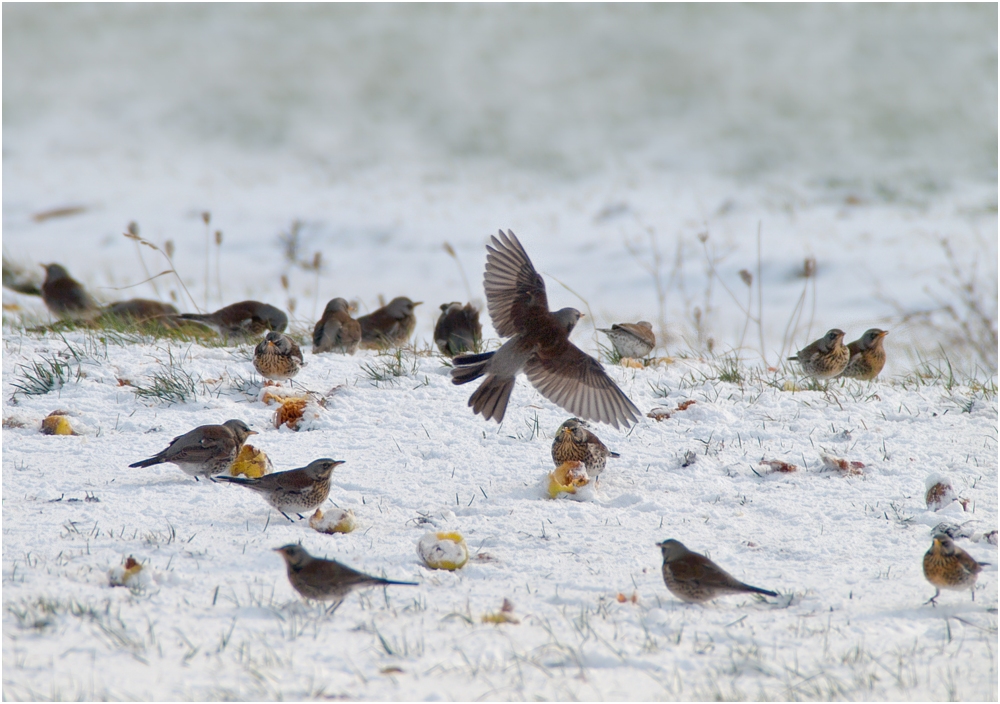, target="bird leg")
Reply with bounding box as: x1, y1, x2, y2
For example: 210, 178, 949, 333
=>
280, 511, 295, 523
924, 589, 940, 606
